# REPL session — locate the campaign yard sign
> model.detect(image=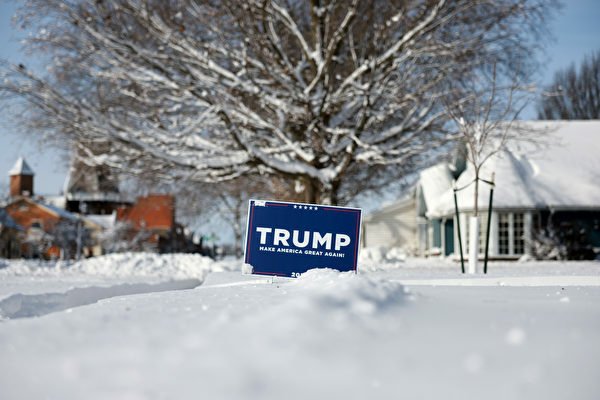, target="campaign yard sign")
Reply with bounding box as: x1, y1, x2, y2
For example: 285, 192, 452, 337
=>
244, 200, 362, 278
